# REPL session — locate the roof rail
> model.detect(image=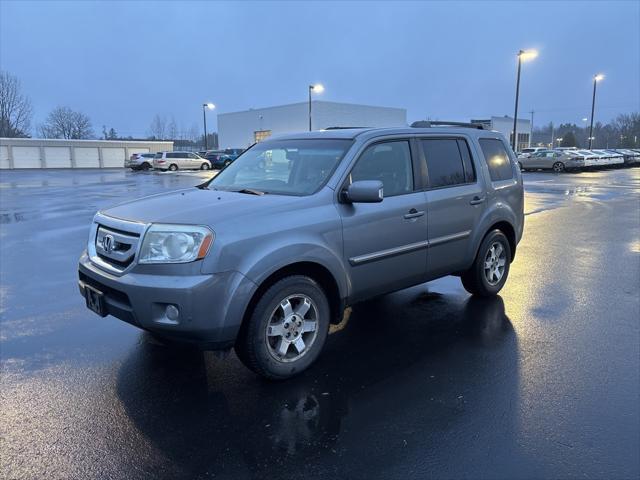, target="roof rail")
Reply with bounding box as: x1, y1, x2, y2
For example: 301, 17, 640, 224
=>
323, 126, 370, 130
410, 120, 487, 130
